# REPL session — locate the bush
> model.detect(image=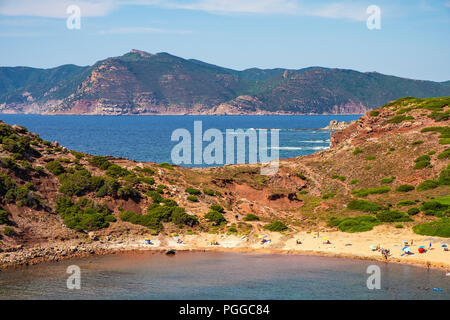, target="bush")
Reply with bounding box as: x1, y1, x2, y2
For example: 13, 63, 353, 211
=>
417, 180, 439, 191
439, 167, 450, 185
395, 224, 404, 228
412, 140, 424, 145
106, 164, 130, 178
70, 150, 84, 159
413, 155, 431, 169
203, 189, 215, 196
387, 115, 414, 124
322, 192, 336, 199
0, 209, 9, 224
350, 179, 359, 185
134, 167, 155, 175
55, 196, 114, 231
369, 110, 379, 116
88, 156, 111, 170
3, 226, 14, 236
413, 218, 450, 237
437, 148, 450, 159
331, 175, 346, 181
352, 147, 363, 155
297, 173, 307, 180
118, 185, 140, 200
365, 155, 376, 160
352, 186, 390, 197
243, 213, 260, 221
419, 201, 449, 217
264, 221, 288, 232
187, 195, 198, 202
407, 207, 420, 215
376, 210, 413, 222
396, 185, 415, 192
140, 177, 155, 185
205, 211, 226, 225
185, 187, 201, 195
58, 170, 94, 196
329, 216, 380, 233
347, 199, 381, 213
381, 176, 395, 184
158, 162, 174, 170
210, 205, 225, 213
397, 200, 416, 207
45, 160, 65, 175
